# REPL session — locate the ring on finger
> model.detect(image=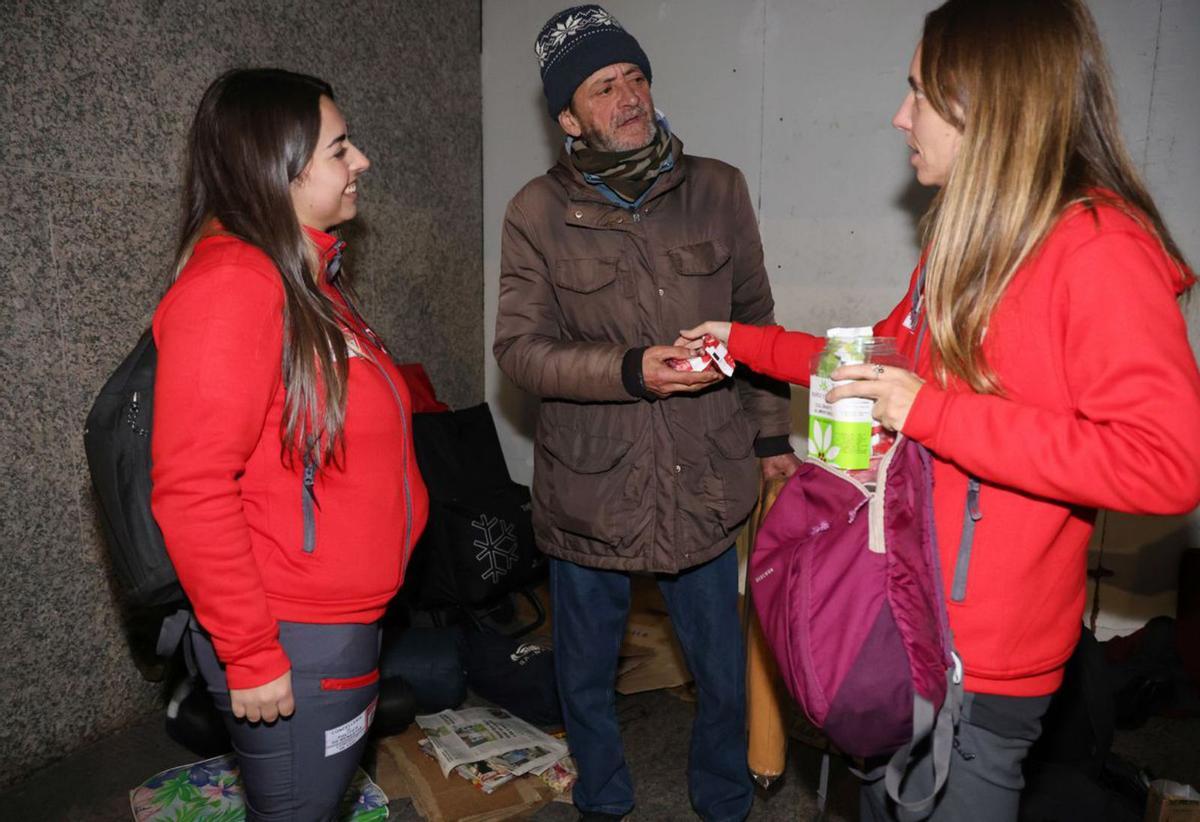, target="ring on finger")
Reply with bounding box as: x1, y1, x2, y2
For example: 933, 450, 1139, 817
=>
871, 363, 886, 379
